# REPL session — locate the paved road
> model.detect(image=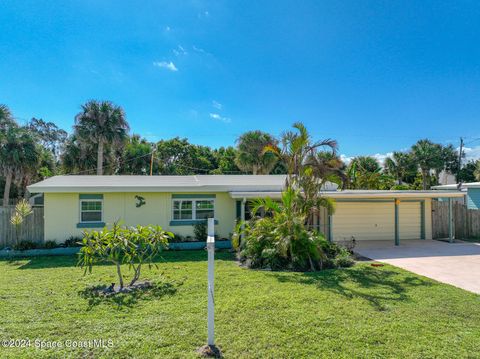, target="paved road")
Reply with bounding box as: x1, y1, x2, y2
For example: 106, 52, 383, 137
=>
355, 239, 480, 294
